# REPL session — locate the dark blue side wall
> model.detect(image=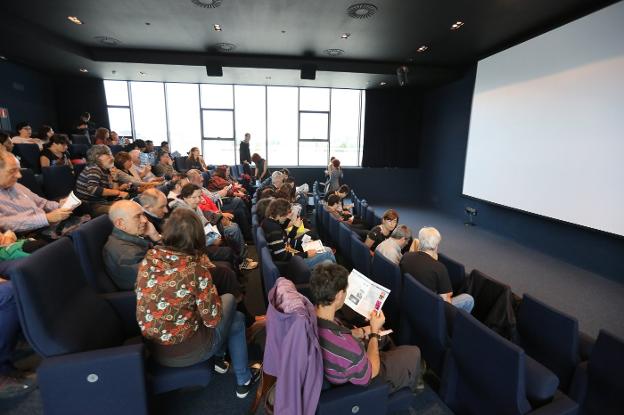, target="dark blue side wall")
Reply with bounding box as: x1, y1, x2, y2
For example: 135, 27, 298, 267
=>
418, 66, 624, 282
0, 60, 57, 133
